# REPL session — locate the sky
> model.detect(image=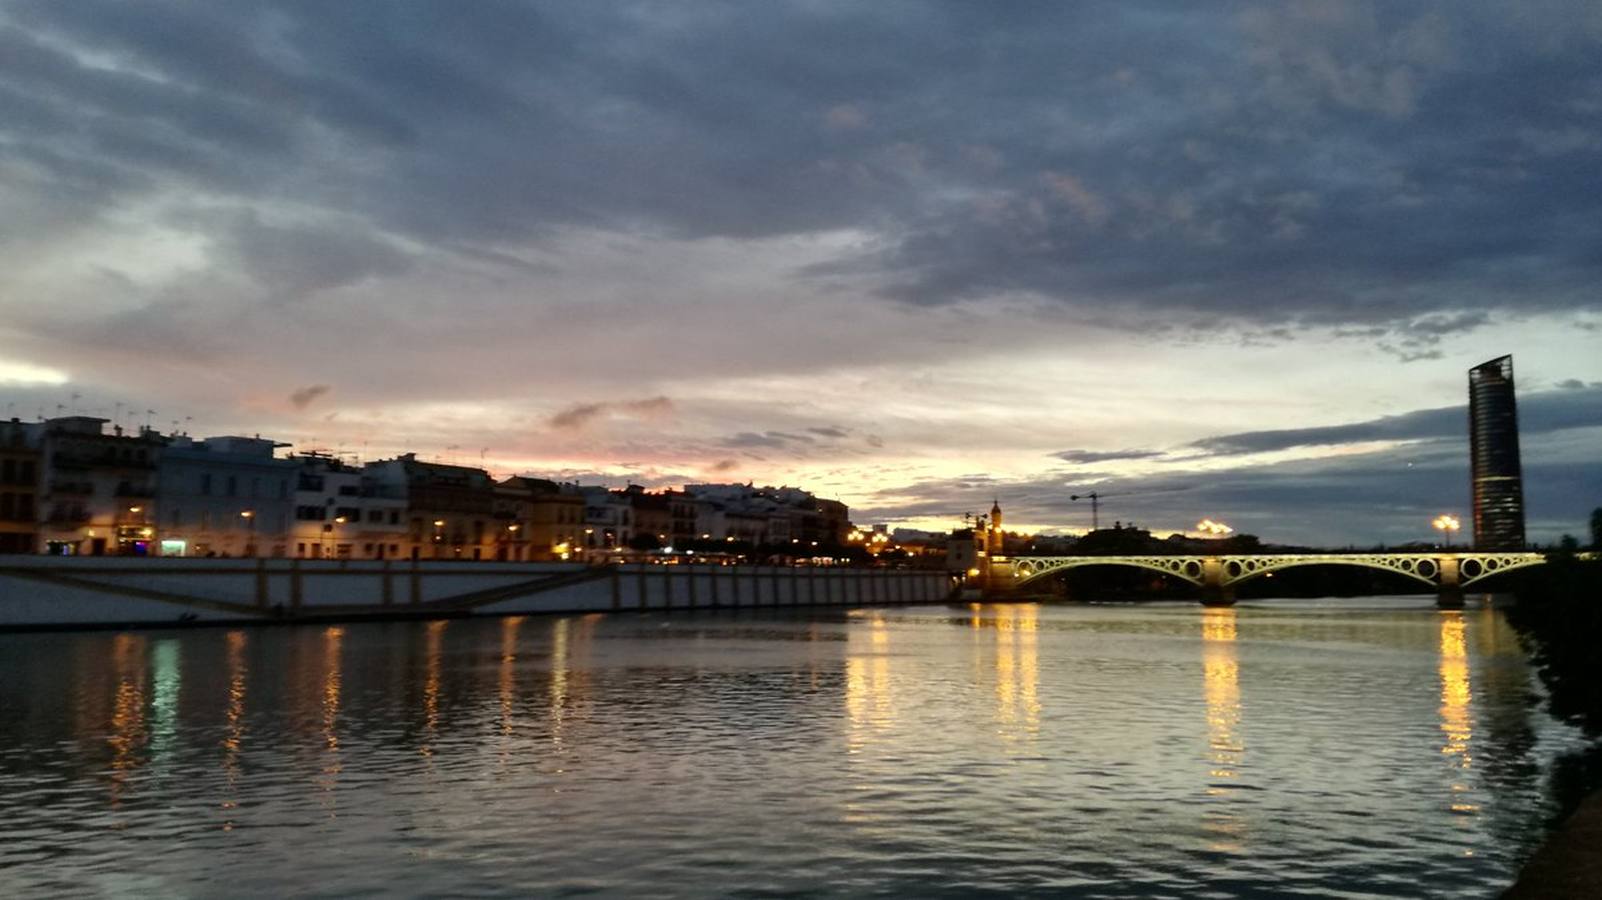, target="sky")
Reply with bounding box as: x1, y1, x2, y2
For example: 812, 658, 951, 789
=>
1, 1, 1599, 546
